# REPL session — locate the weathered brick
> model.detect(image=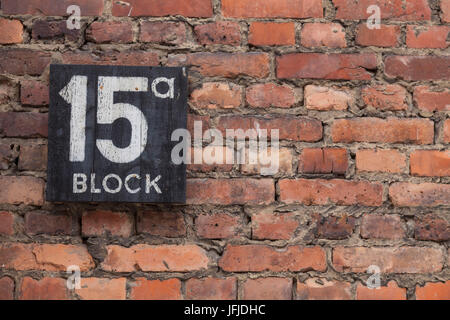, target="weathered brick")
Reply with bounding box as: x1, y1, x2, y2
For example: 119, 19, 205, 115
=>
31, 20, 79, 41
140, 22, 186, 45
187, 179, 274, 205
112, 0, 213, 17
360, 215, 405, 240
385, 56, 450, 81
416, 281, 450, 300
414, 214, 450, 242
25, 211, 75, 236
188, 147, 234, 173
332, 0, 431, 20
19, 277, 68, 300
0, 19, 23, 44
87, 22, 133, 44
241, 147, 293, 175
356, 24, 401, 47
0, 277, 14, 300
0, 79, 18, 105
243, 278, 292, 300
186, 278, 237, 300
2, 0, 104, 15
333, 246, 443, 273
191, 82, 242, 109
0, 142, 17, 170
0, 176, 44, 205
298, 148, 348, 174
414, 86, 450, 112
313, 215, 356, 240
0, 212, 14, 235
194, 21, 241, 45
246, 83, 295, 108
249, 22, 295, 46
356, 149, 406, 173
196, 213, 241, 239
444, 120, 450, 143
82, 210, 134, 237
20, 81, 49, 106
390, 182, 450, 207
18, 144, 47, 171
332, 118, 434, 144
410, 150, 450, 176
222, 0, 323, 18
301, 23, 346, 48
130, 278, 182, 300
137, 211, 186, 237
362, 84, 408, 111
279, 179, 383, 206
75, 278, 126, 300
296, 278, 352, 300
277, 53, 377, 80
252, 212, 298, 240
168, 52, 270, 78
304, 85, 354, 111
219, 245, 326, 272
217, 116, 322, 142
406, 26, 450, 49
443, 0, 450, 22
0, 112, 48, 138
101, 244, 209, 272
62, 51, 159, 66
0, 49, 51, 76
357, 281, 406, 300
